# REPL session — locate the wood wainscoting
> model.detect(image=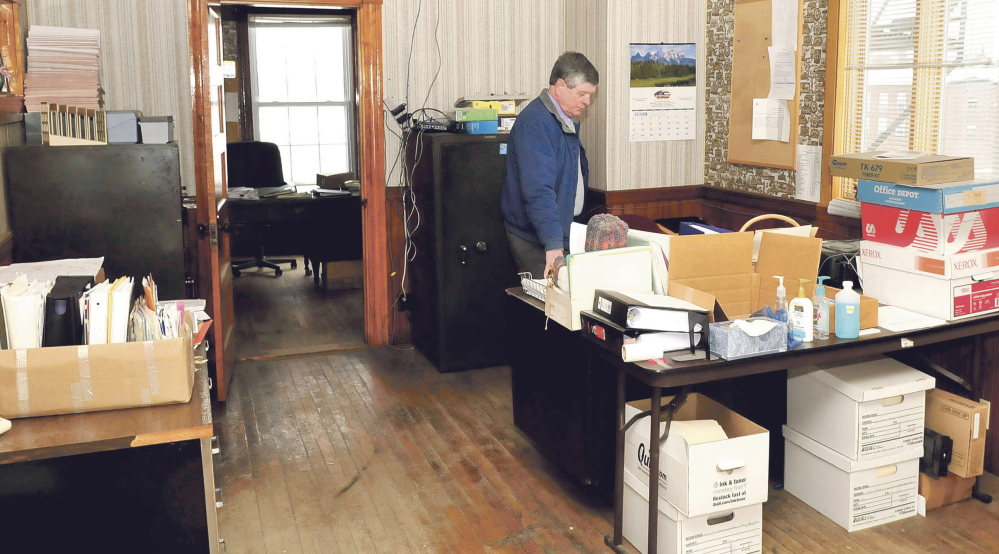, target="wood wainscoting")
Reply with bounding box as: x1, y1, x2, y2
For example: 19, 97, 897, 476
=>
593, 185, 863, 239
